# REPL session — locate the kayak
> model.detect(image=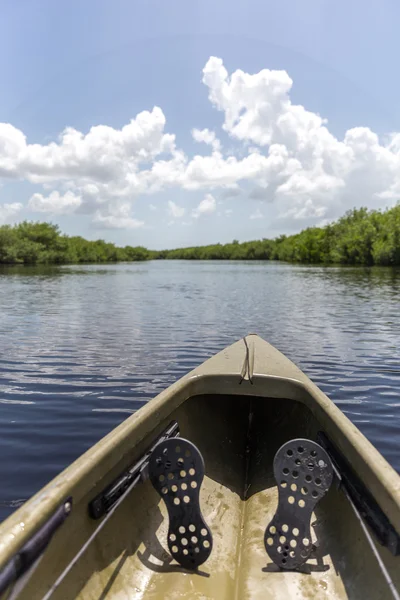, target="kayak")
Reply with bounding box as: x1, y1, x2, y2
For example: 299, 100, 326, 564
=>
0, 334, 399, 599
